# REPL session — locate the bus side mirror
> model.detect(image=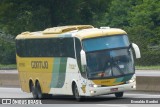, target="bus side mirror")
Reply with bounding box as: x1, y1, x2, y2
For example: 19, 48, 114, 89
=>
132, 43, 141, 59
80, 50, 87, 65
